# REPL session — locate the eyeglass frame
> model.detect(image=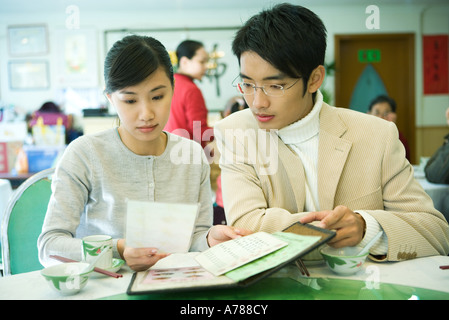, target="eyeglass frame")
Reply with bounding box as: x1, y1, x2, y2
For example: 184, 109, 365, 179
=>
231, 75, 302, 97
